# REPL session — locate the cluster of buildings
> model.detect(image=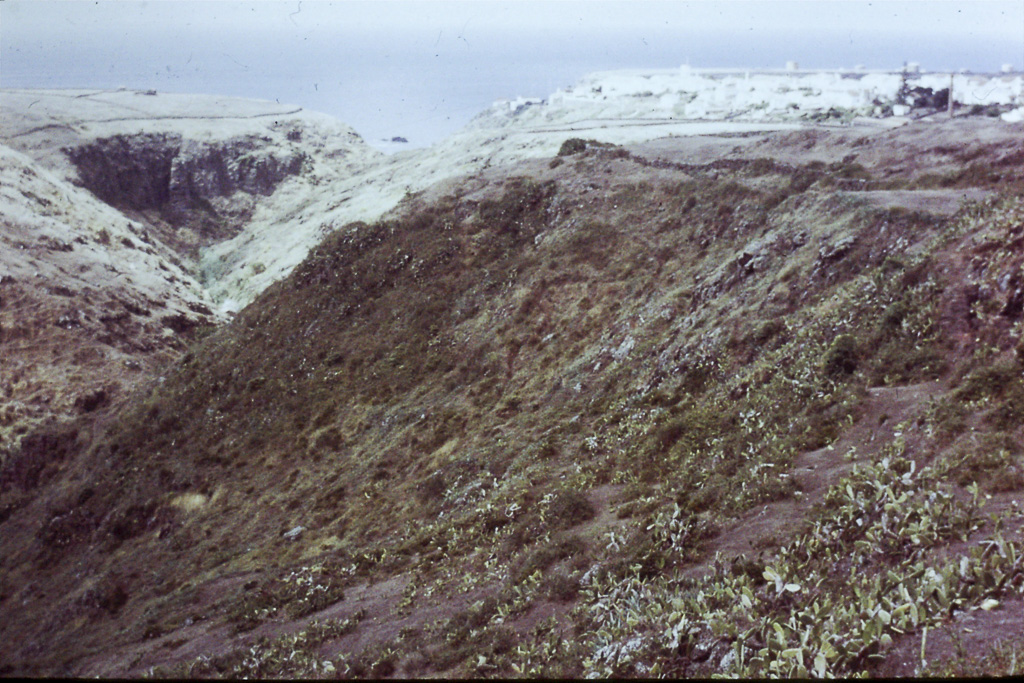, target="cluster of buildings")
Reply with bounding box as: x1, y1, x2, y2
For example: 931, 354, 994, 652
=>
492, 62, 1022, 123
